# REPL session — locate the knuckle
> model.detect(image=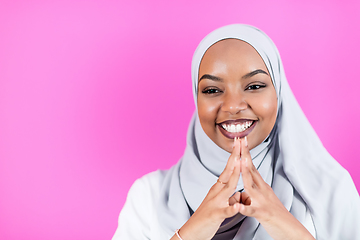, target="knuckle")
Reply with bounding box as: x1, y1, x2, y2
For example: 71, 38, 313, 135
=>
224, 183, 236, 192
227, 206, 236, 216
251, 164, 256, 172
249, 207, 256, 215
